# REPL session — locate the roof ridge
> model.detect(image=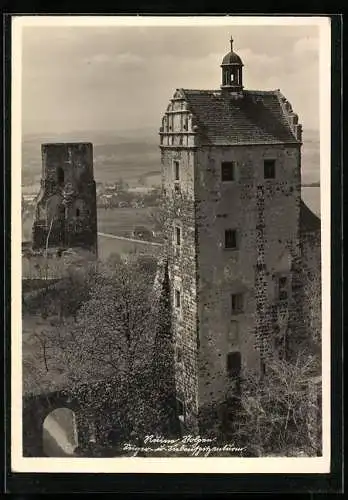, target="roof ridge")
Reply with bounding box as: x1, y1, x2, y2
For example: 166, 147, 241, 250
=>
182, 89, 279, 94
